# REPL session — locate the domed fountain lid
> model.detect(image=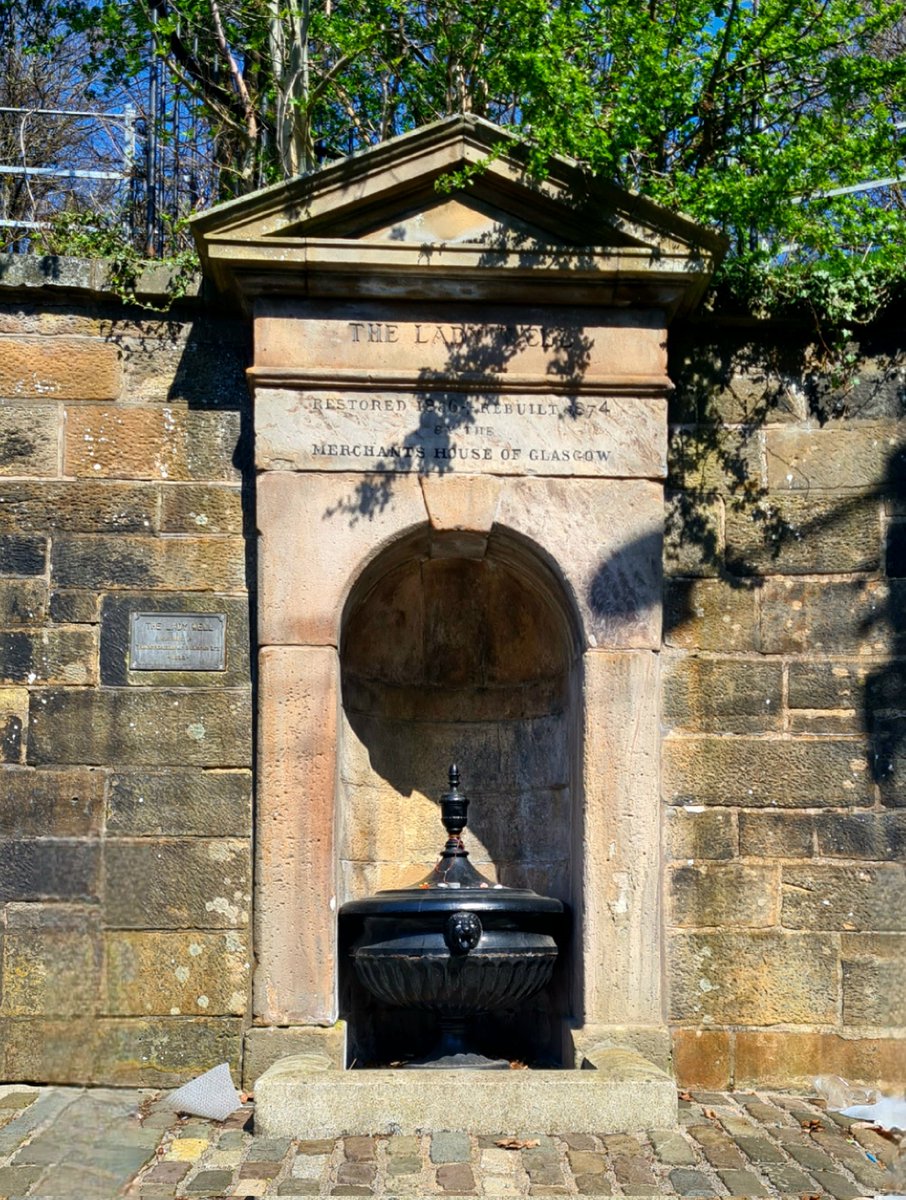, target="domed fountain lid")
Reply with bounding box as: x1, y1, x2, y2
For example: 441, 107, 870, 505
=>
340, 765, 564, 918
